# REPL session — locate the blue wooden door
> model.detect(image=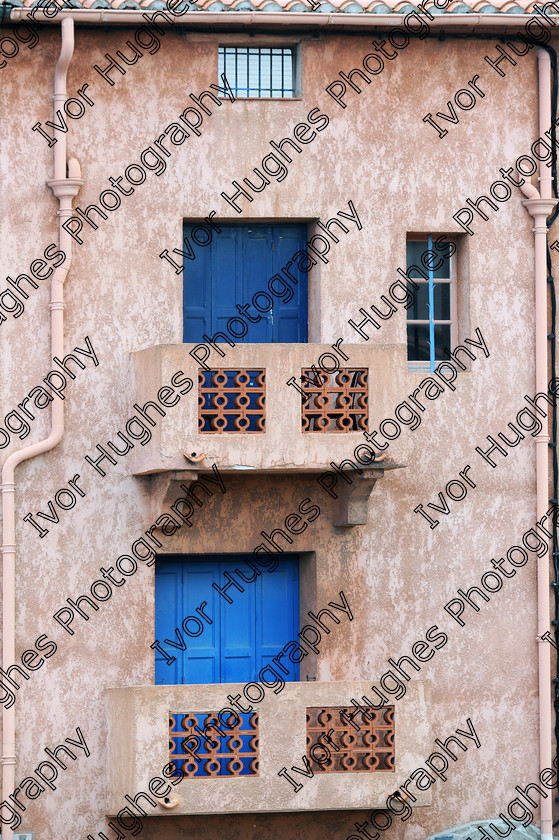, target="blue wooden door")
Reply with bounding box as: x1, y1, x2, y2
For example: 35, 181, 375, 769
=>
183, 224, 308, 343
155, 554, 299, 685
